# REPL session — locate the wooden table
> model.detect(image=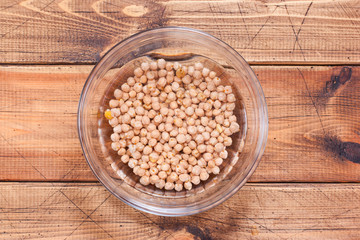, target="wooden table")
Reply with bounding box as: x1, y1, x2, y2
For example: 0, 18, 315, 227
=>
1, 1, 359, 239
